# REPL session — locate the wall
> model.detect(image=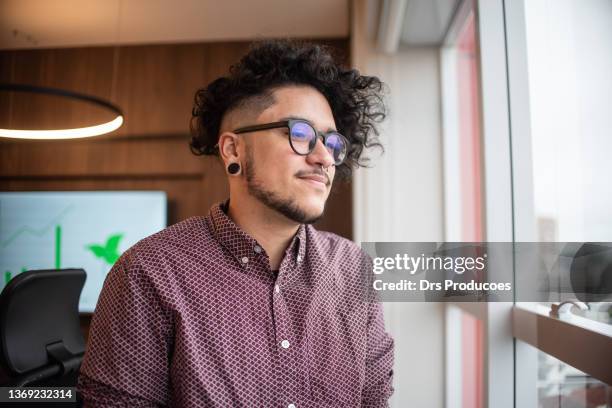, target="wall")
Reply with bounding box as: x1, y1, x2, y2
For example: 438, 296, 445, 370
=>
351, 1, 445, 407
